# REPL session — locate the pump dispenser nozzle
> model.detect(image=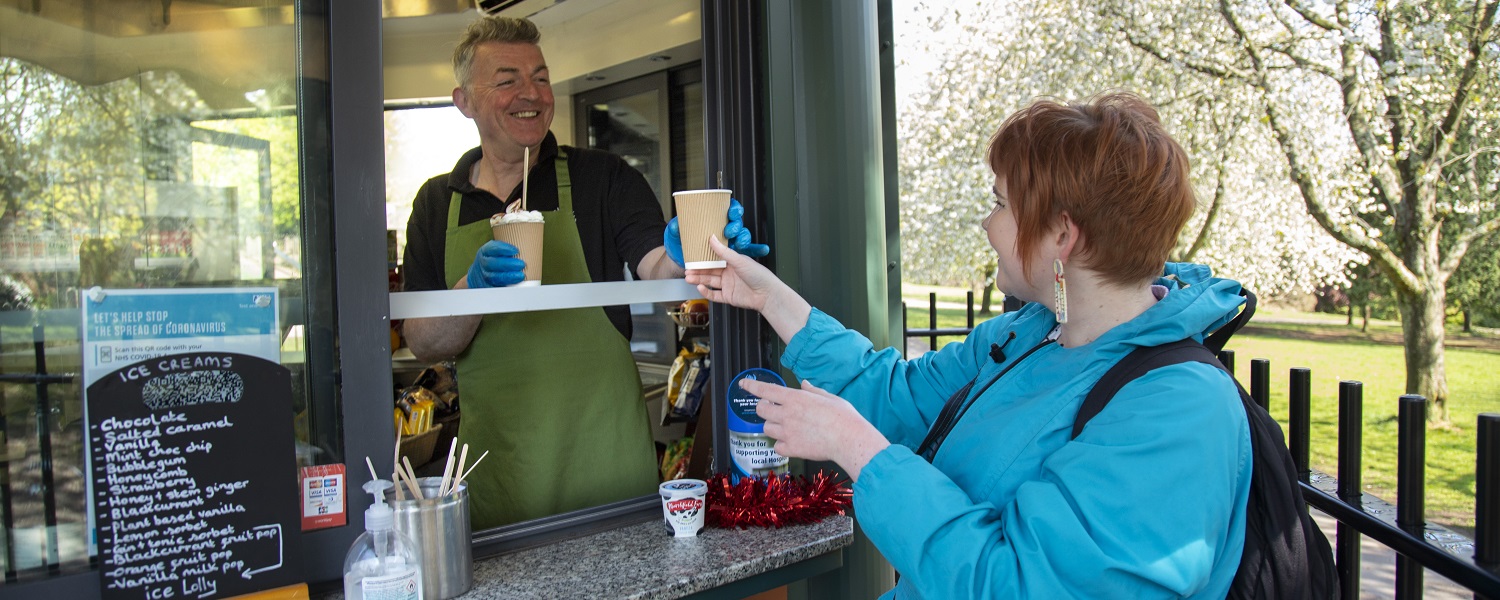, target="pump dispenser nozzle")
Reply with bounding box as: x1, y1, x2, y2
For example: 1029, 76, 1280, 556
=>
363, 479, 396, 532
